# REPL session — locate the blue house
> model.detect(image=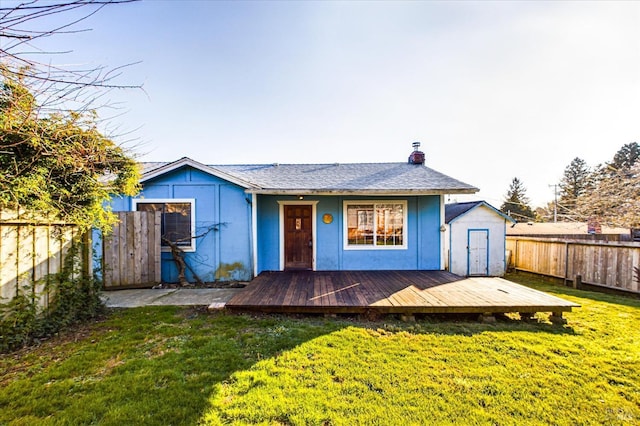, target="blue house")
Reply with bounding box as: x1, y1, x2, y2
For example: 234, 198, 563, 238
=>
110, 144, 478, 283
